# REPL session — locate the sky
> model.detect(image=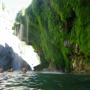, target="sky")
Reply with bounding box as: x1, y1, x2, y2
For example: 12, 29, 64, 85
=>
3, 0, 32, 11
0, 0, 33, 29
1, 0, 33, 28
